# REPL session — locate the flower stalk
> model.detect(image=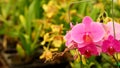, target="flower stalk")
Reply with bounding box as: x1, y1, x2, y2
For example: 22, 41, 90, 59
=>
112, 0, 119, 67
